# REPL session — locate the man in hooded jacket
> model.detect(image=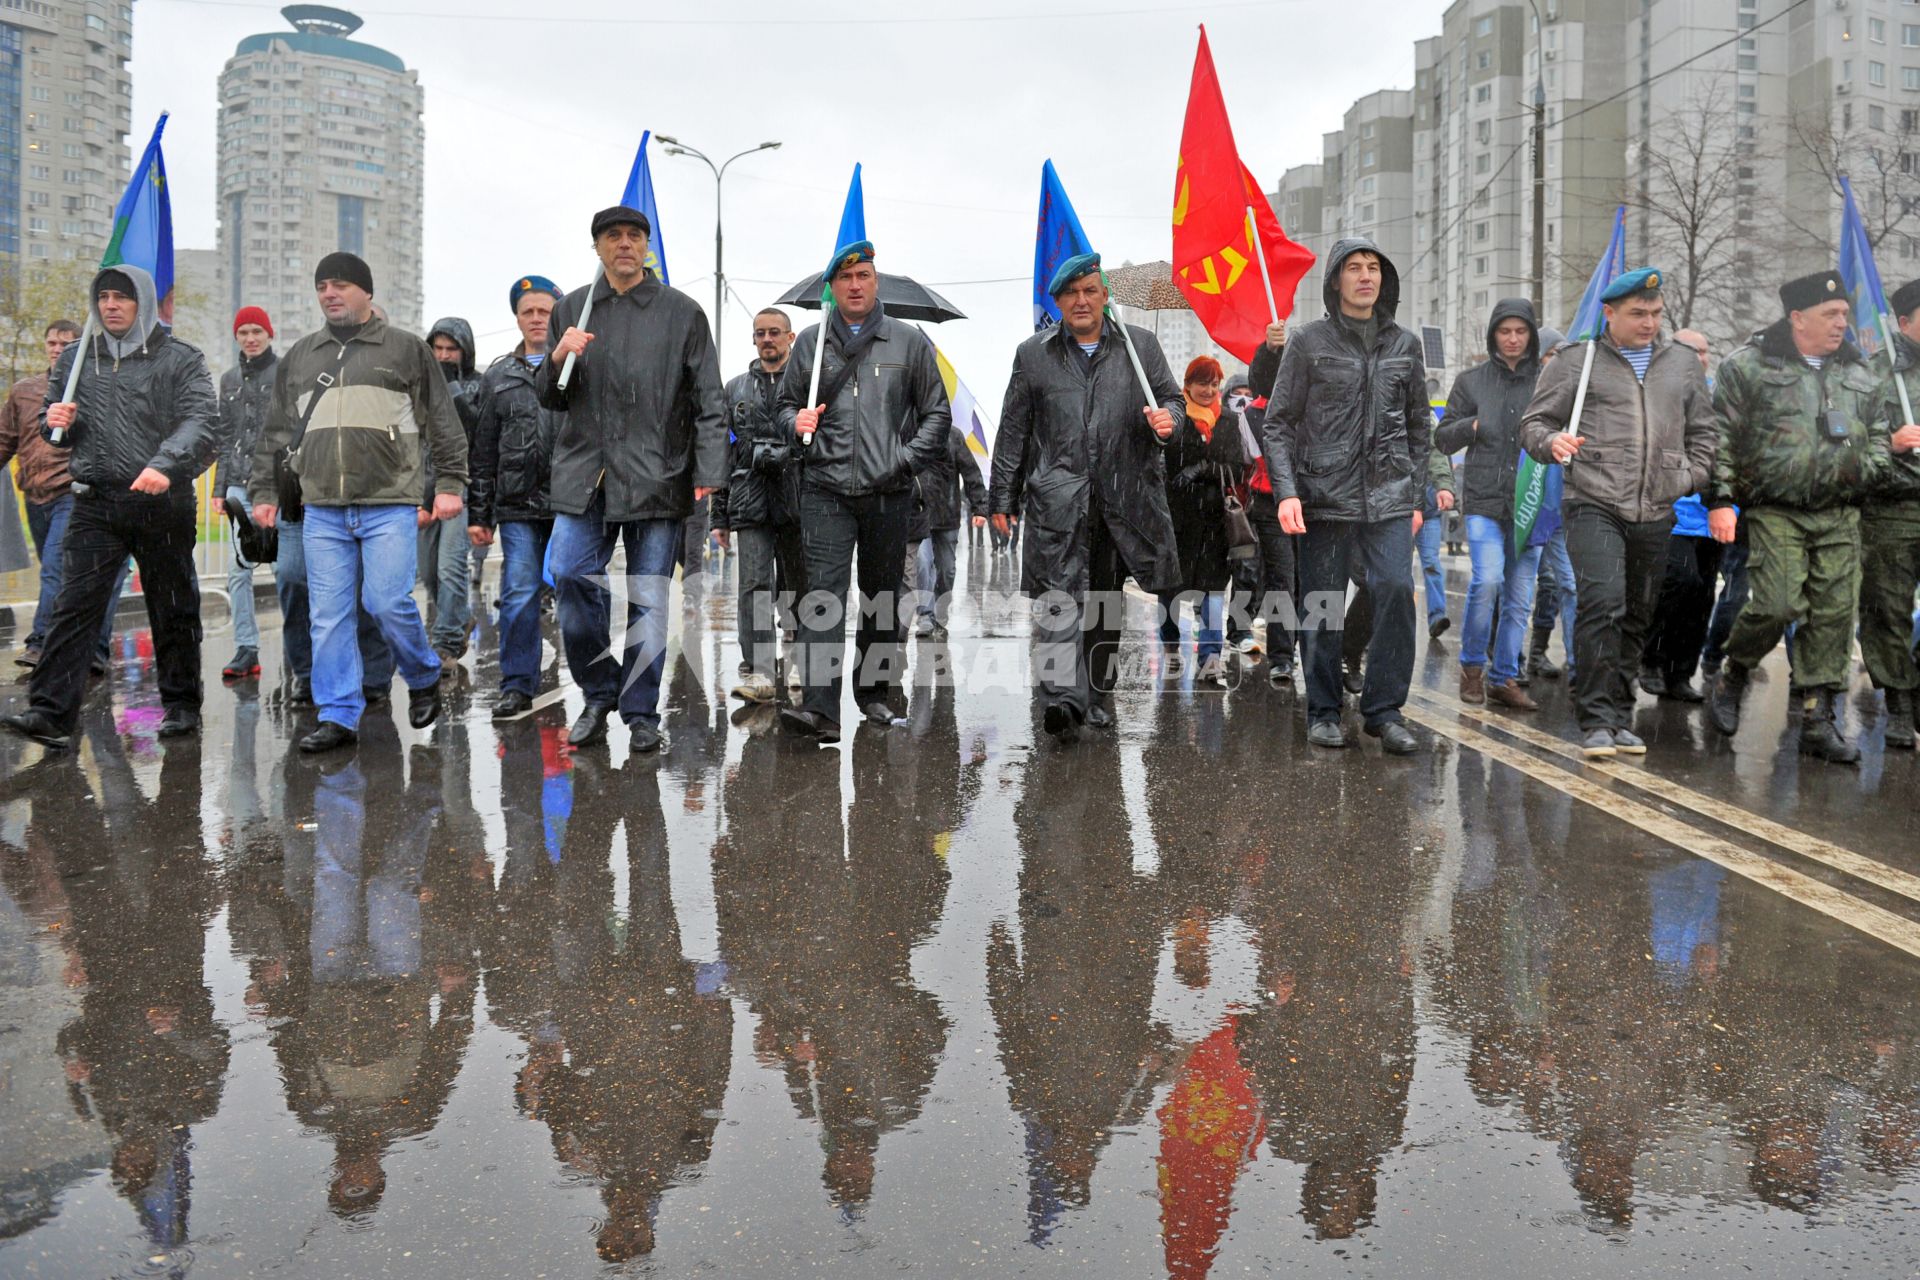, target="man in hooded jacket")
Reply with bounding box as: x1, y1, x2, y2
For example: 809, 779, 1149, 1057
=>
1435, 298, 1545, 711
1261, 237, 1432, 755
423, 317, 481, 663
2, 264, 218, 749
992, 252, 1181, 743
